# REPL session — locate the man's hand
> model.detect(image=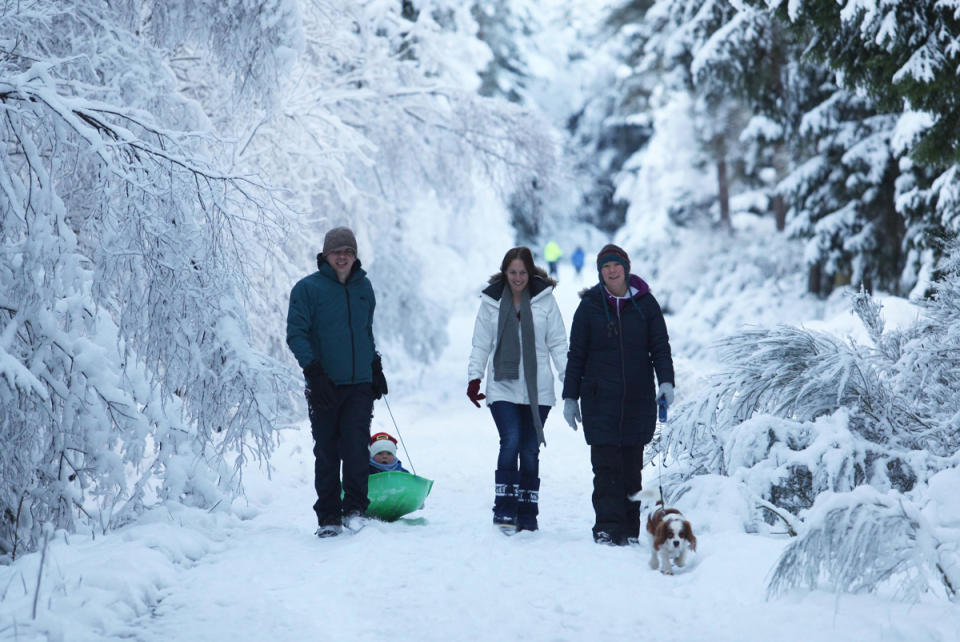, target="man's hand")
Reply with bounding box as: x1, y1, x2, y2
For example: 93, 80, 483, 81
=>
563, 398, 581, 431
371, 355, 388, 399
304, 361, 337, 409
